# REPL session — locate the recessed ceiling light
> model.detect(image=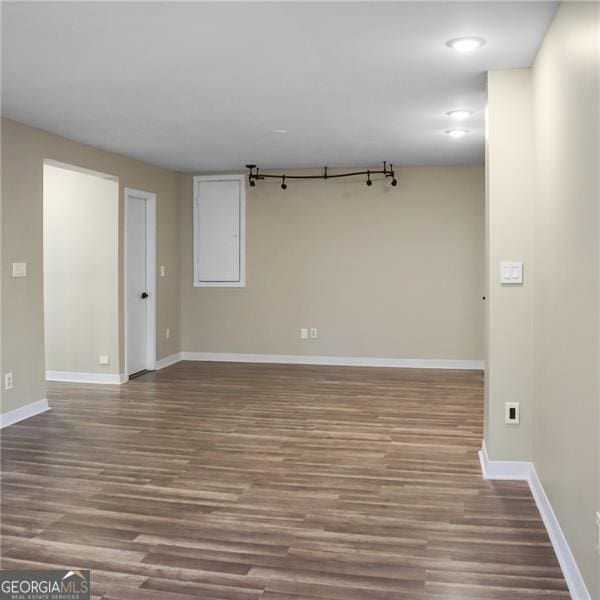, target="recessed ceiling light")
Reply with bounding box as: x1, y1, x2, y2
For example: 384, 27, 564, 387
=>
446, 129, 468, 139
446, 37, 486, 52
447, 110, 473, 120
272, 129, 288, 134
